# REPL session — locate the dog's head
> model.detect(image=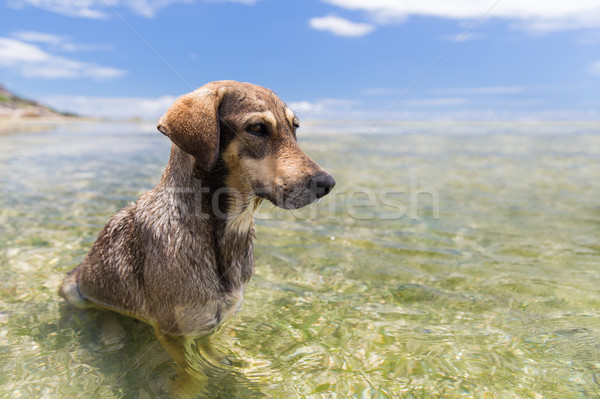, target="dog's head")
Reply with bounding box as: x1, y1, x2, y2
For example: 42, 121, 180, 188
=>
157, 80, 335, 210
